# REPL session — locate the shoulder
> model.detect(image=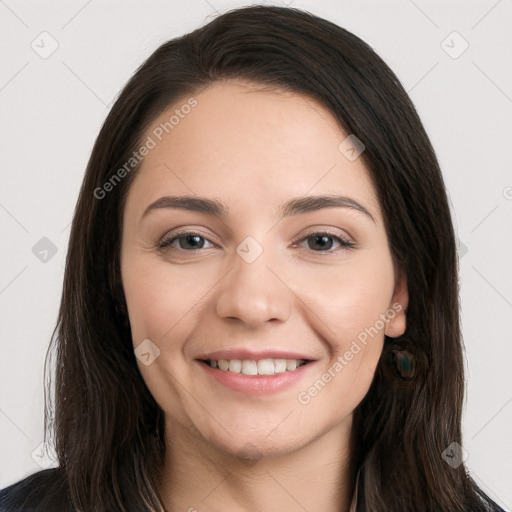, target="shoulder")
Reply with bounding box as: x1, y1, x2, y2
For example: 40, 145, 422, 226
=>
0, 468, 75, 512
